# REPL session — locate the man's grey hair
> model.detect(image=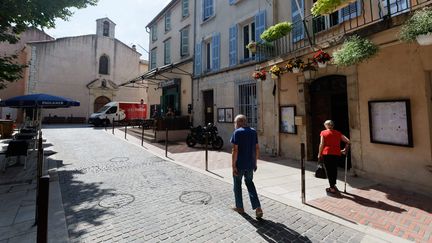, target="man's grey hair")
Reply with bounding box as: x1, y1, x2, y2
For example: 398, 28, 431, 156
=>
234, 114, 247, 126
324, 120, 334, 128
